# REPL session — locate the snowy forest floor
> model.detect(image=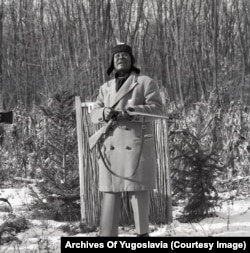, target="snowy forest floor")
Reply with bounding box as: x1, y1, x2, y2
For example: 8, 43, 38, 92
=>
0, 185, 250, 252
